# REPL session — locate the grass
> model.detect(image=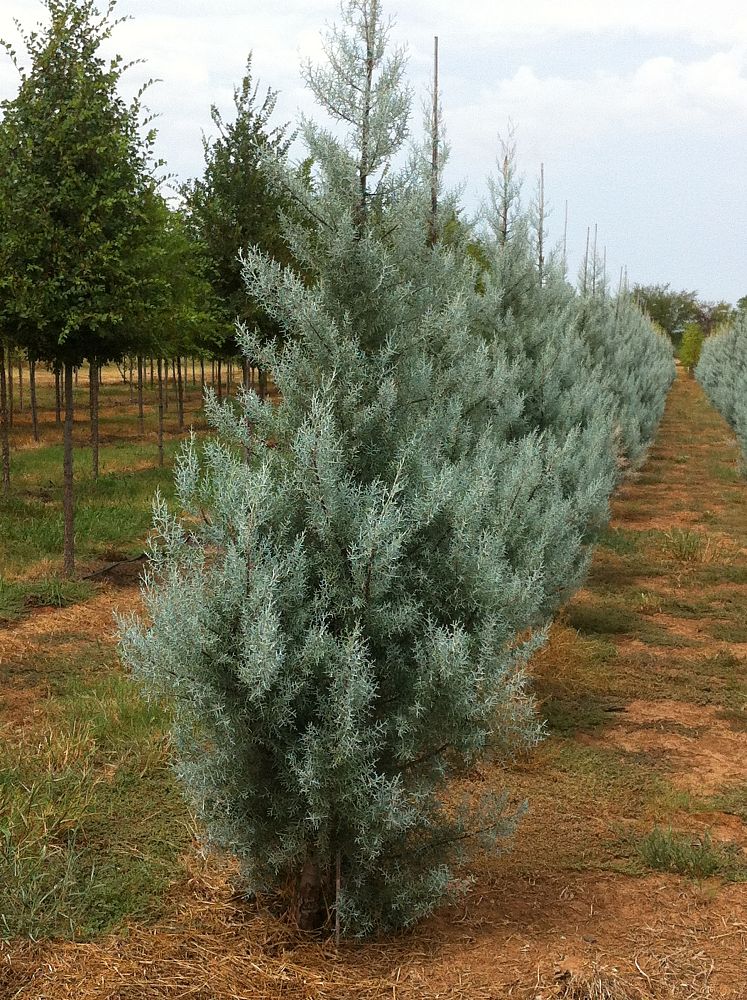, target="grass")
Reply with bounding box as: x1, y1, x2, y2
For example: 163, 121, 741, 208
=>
0, 368, 207, 588
564, 597, 695, 647
633, 826, 746, 880
0, 670, 189, 941
597, 527, 641, 556
707, 621, 747, 643
0, 576, 94, 624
